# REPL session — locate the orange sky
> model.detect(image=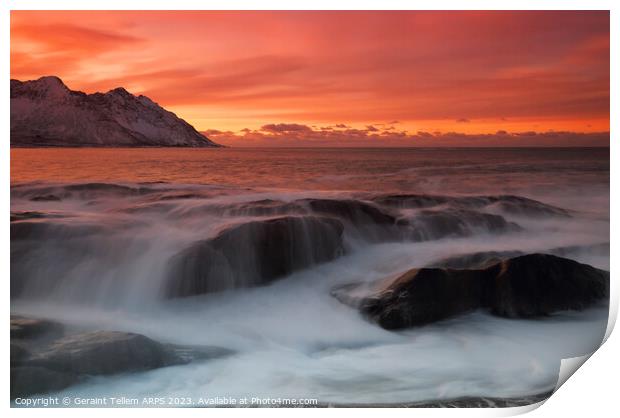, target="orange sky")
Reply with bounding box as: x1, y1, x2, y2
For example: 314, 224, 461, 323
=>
10, 11, 610, 146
